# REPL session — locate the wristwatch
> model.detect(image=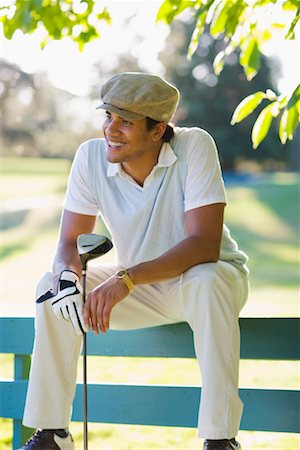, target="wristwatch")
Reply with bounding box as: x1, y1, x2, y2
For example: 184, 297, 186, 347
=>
115, 269, 135, 293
